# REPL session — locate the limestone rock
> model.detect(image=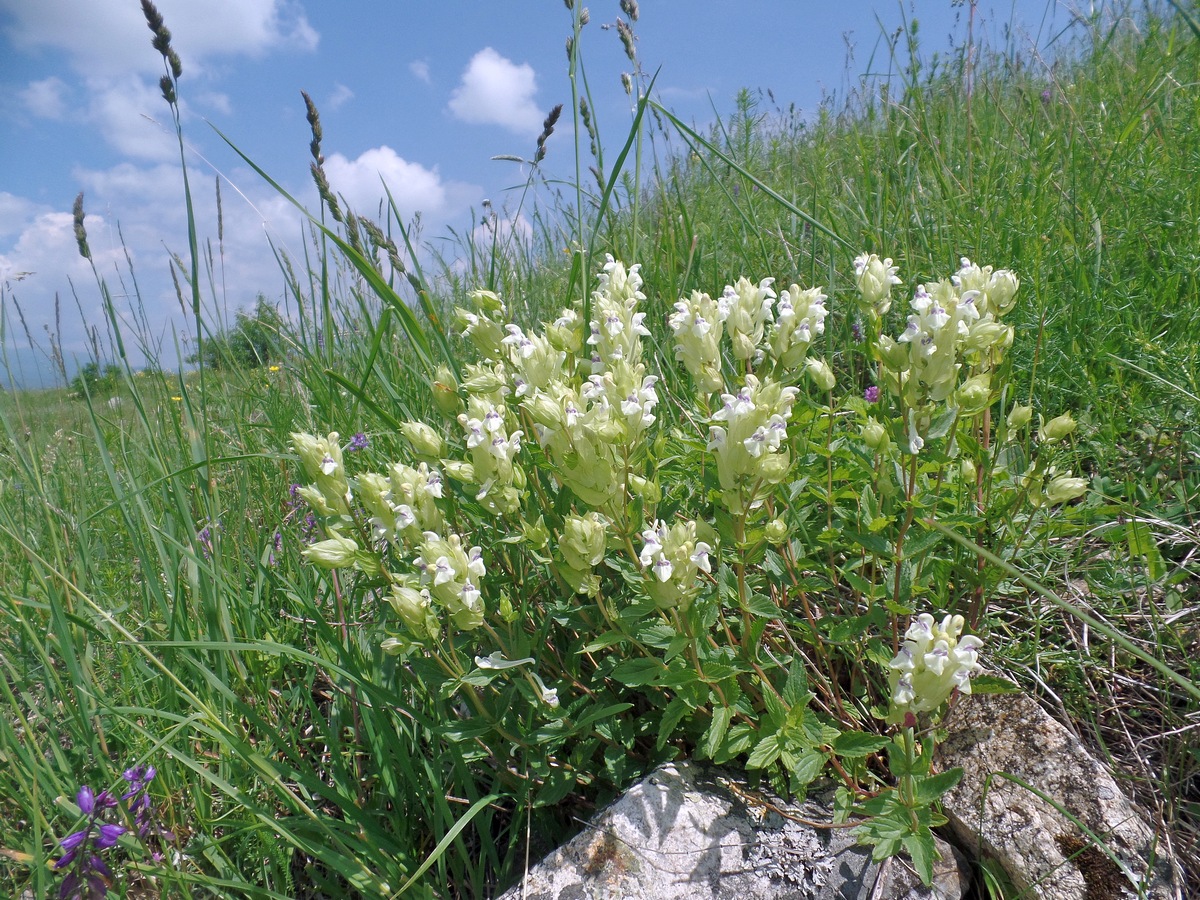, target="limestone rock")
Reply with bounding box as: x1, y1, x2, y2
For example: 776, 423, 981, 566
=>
936, 691, 1181, 900
497, 761, 969, 900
